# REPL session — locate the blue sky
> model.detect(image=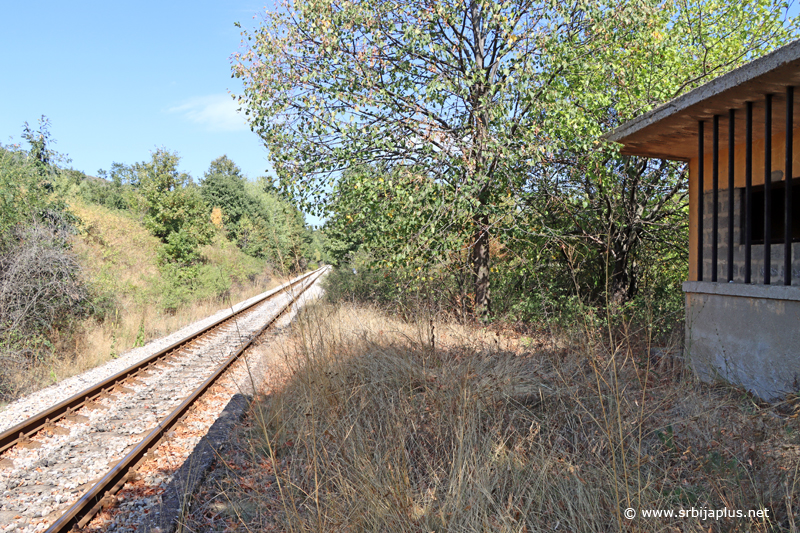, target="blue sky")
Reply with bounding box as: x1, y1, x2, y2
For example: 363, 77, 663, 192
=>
1, 2, 282, 197
3, 1, 799, 231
